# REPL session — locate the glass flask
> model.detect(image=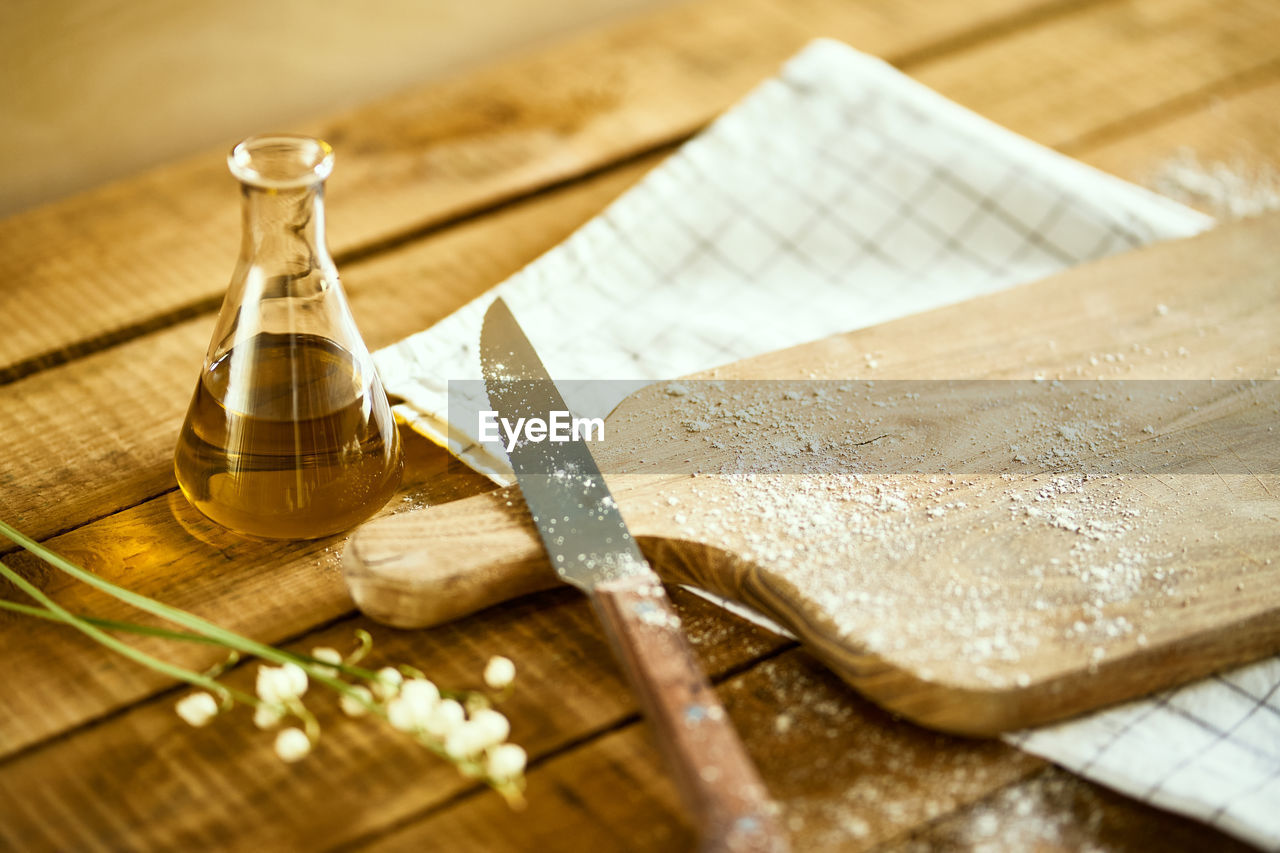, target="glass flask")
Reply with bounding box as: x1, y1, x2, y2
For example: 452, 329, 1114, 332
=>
175, 134, 404, 539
